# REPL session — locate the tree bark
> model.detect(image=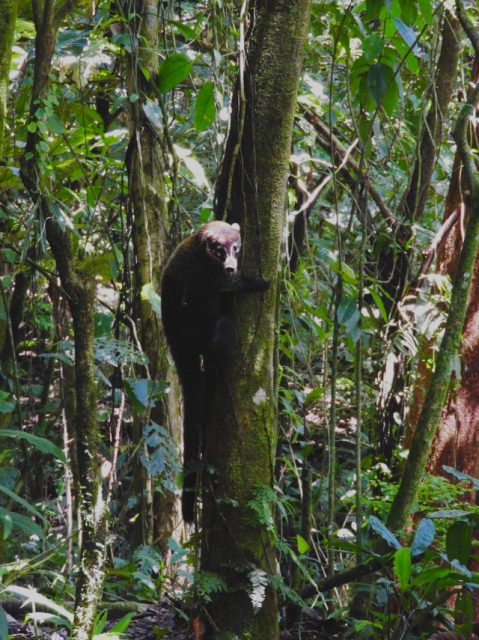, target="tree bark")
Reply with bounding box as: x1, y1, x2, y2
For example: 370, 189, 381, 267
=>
122, 0, 183, 552
201, 1, 311, 638
386, 84, 479, 533
0, 0, 17, 154
19, 3, 105, 638
409, 60, 479, 482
